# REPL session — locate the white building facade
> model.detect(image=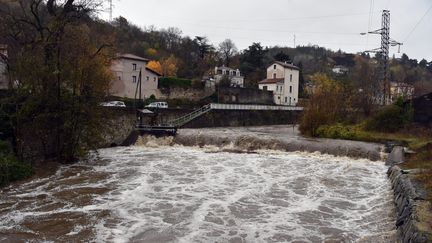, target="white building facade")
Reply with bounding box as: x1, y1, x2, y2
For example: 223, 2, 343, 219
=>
389, 82, 415, 103
258, 61, 300, 106
213, 66, 244, 87
110, 54, 161, 99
